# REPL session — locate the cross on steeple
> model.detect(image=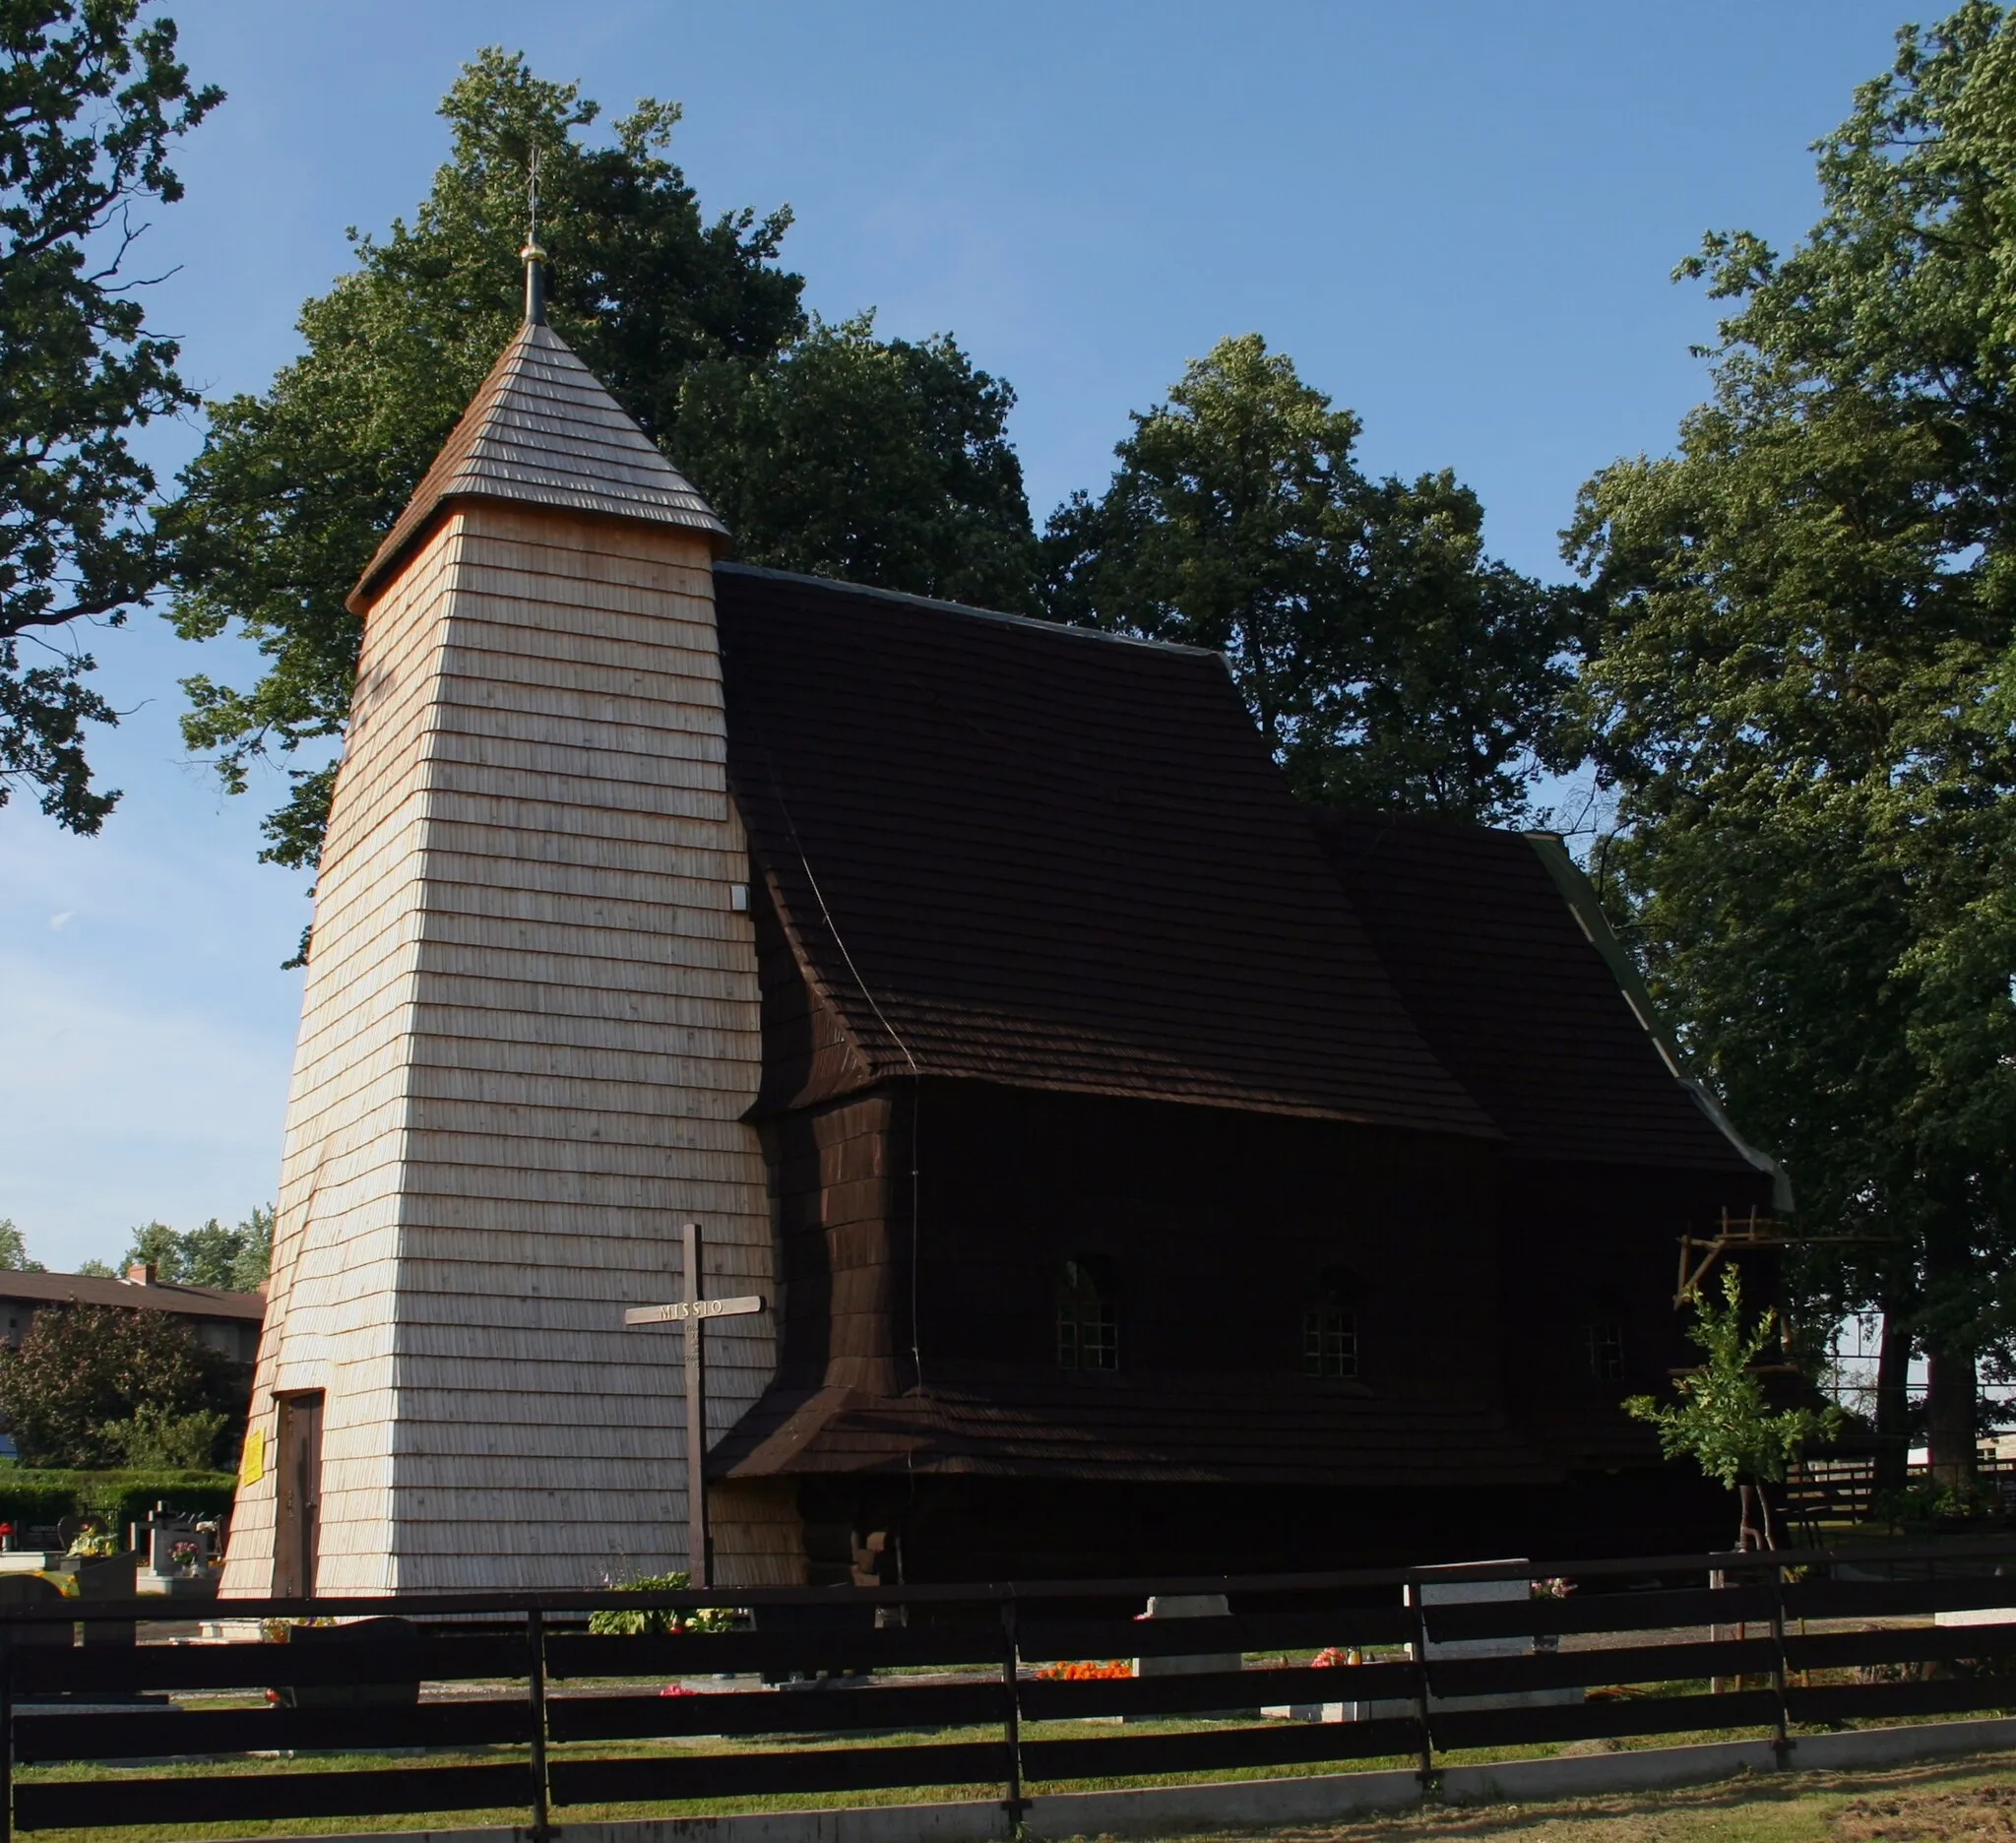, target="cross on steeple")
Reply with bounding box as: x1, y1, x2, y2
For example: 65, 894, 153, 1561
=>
522, 146, 546, 327
623, 1221, 763, 1587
